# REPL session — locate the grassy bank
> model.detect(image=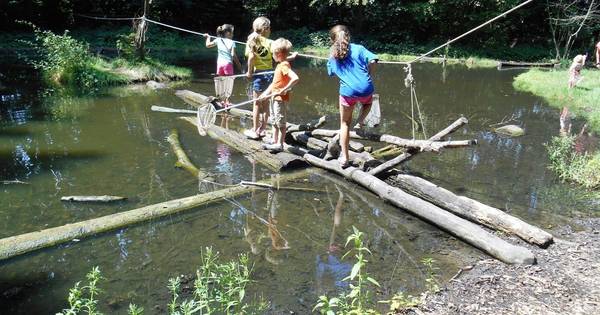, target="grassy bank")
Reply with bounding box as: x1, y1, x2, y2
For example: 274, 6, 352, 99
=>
514, 69, 600, 132
298, 46, 498, 68
2, 27, 555, 70
514, 68, 600, 188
